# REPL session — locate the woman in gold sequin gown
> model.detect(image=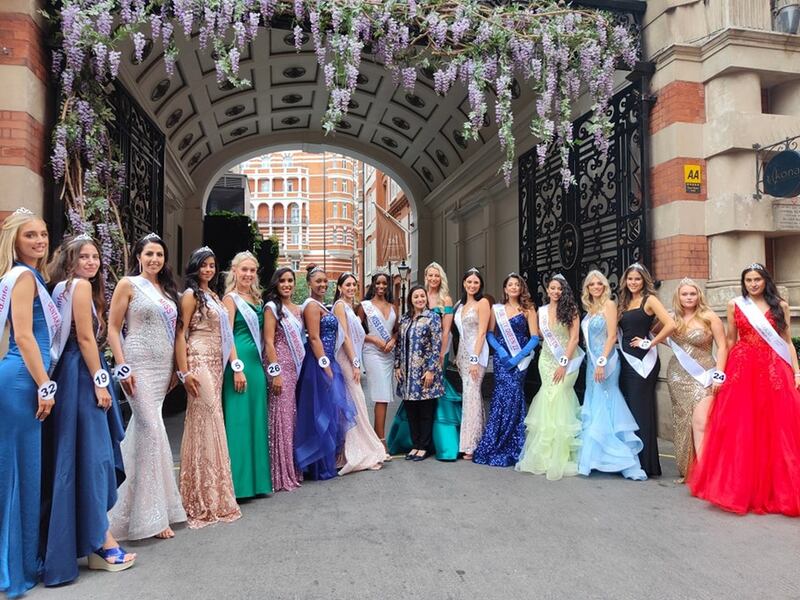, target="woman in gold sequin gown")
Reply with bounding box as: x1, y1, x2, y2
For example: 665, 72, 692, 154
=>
664, 279, 727, 479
